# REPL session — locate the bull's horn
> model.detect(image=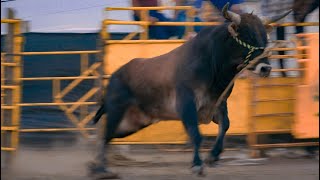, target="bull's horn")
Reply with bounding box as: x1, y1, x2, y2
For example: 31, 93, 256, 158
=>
263, 9, 293, 25
222, 2, 241, 25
